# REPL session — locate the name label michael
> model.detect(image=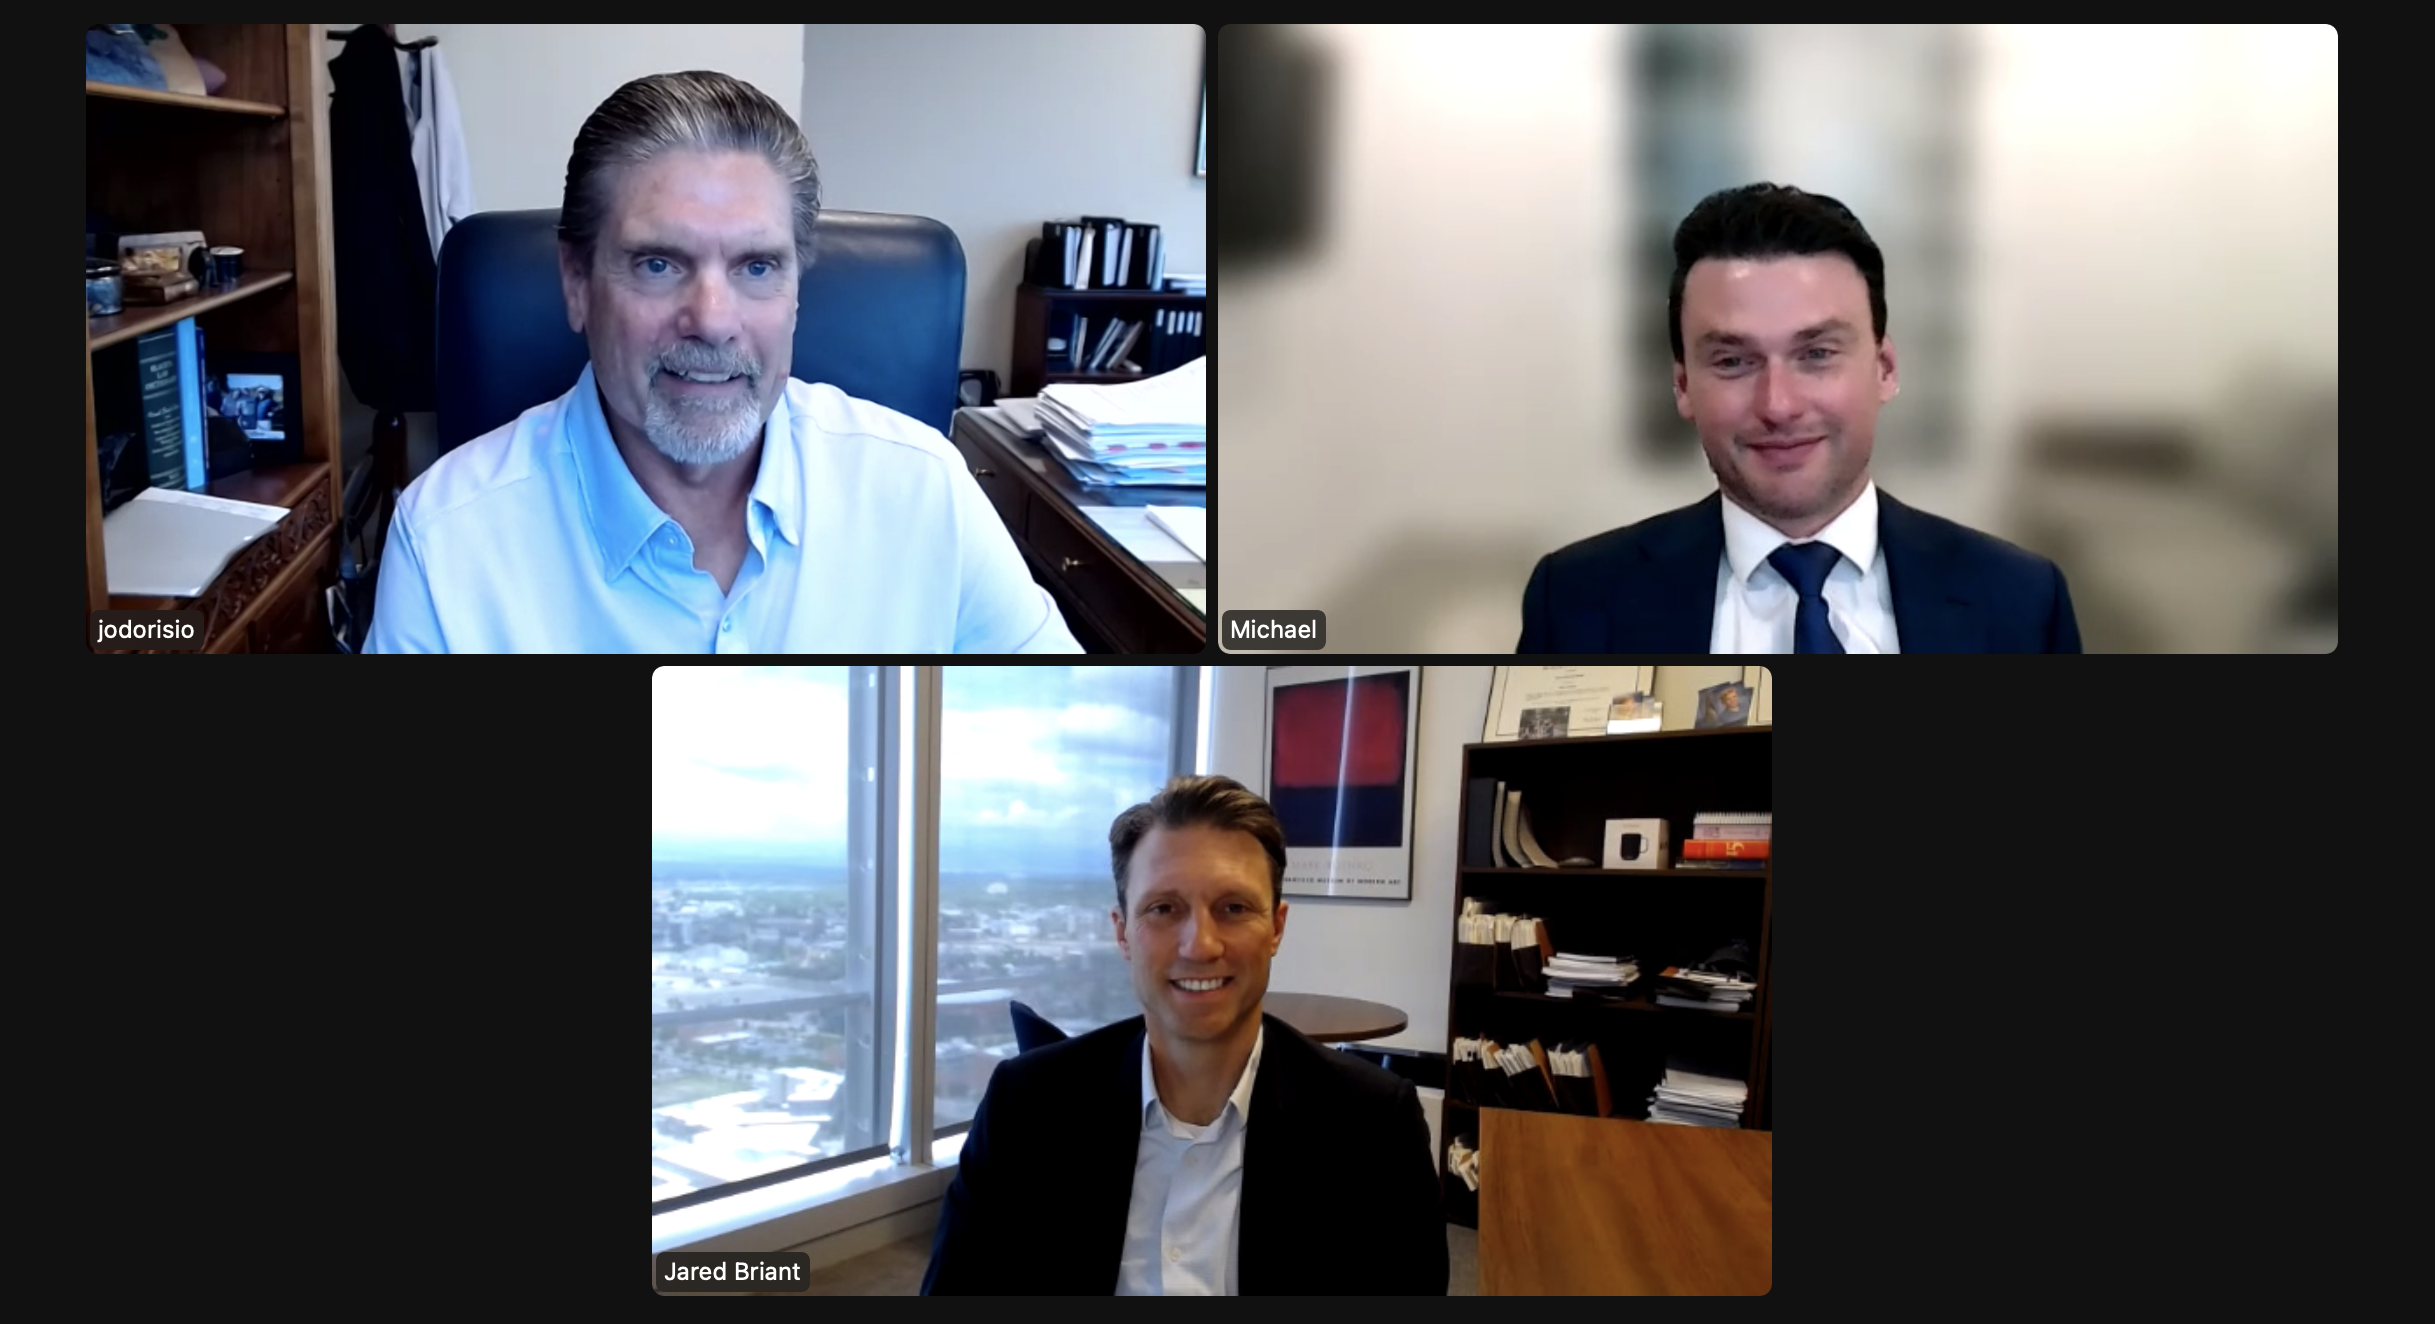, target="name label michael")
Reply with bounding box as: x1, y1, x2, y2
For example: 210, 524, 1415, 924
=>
1222, 610, 1327, 650
655, 1251, 810, 1292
